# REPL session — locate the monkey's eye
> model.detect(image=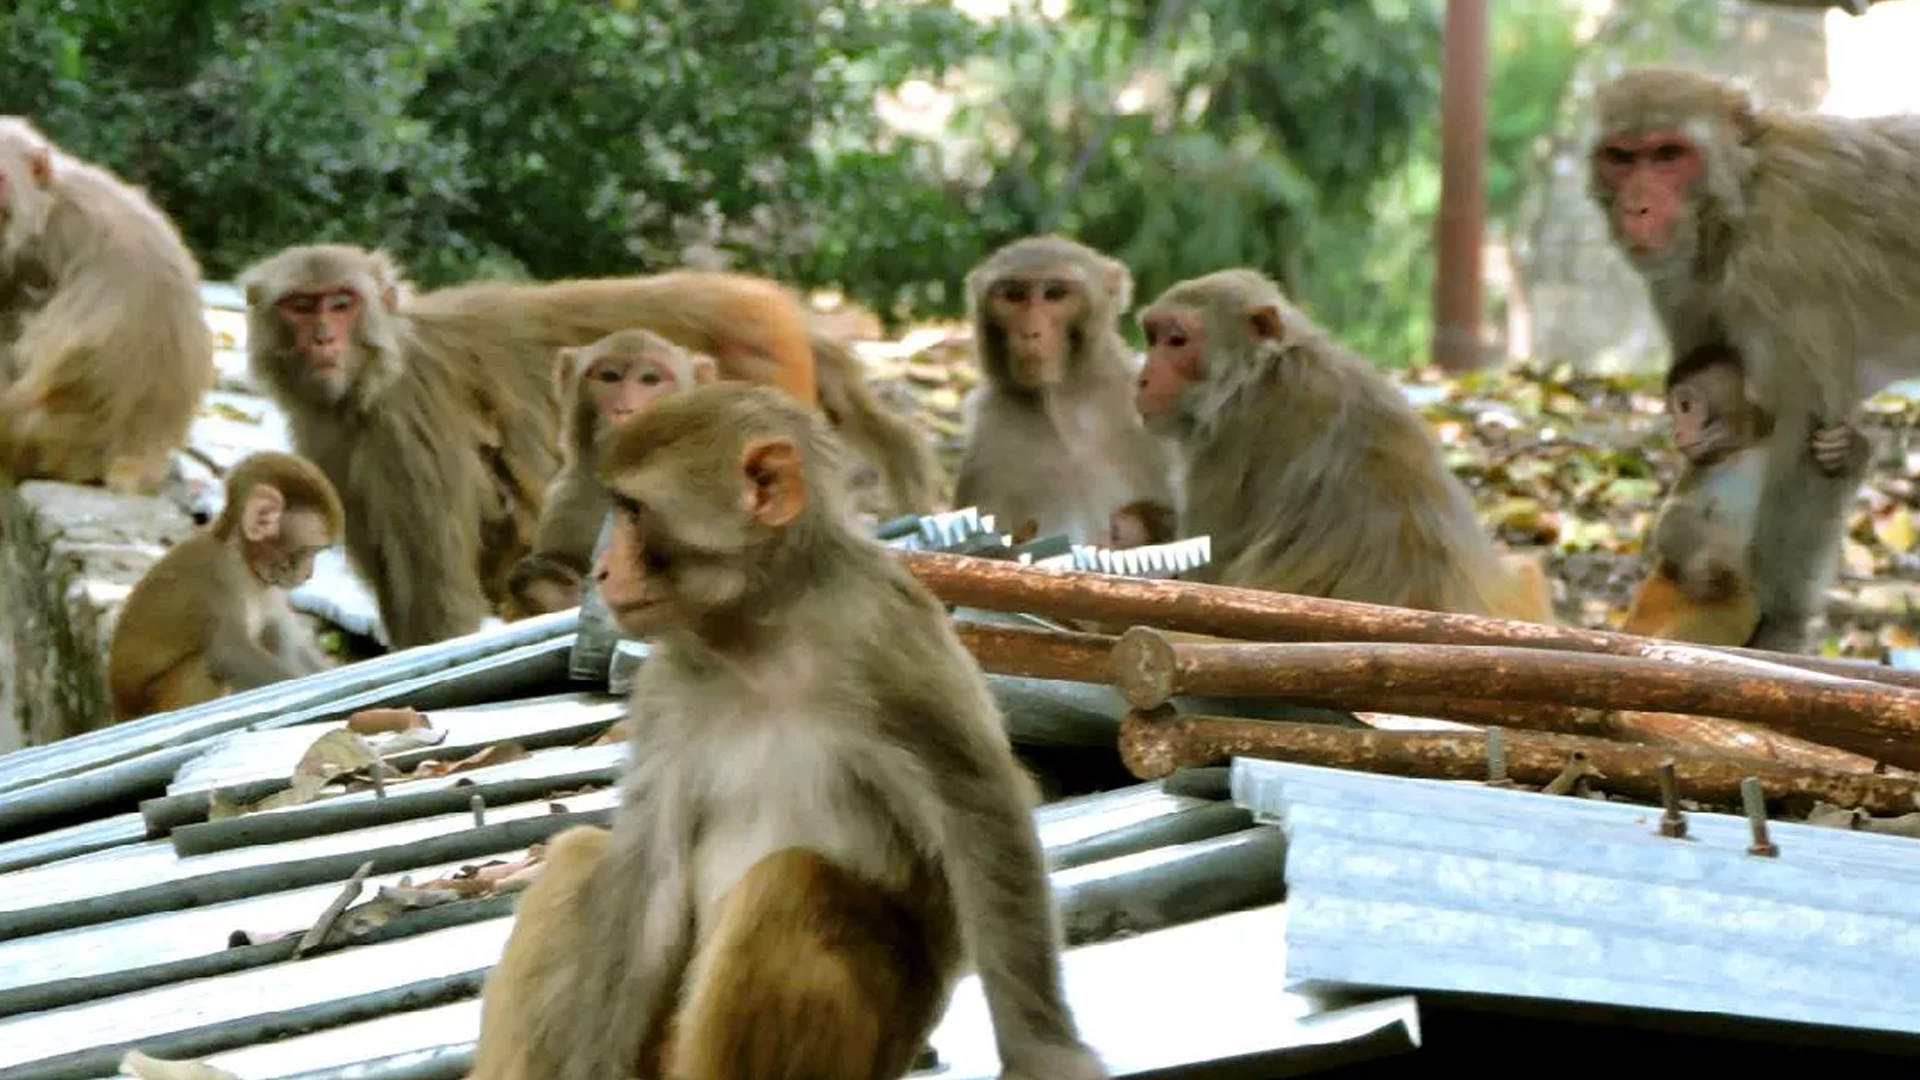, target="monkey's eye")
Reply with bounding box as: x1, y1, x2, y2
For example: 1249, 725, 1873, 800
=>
1651, 143, 1687, 163
638, 369, 664, 385
999, 283, 1030, 303
593, 367, 623, 383
611, 493, 642, 522
1165, 331, 1188, 348
325, 291, 357, 311
643, 549, 671, 575
1042, 281, 1071, 302
1600, 145, 1635, 166
284, 295, 320, 315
